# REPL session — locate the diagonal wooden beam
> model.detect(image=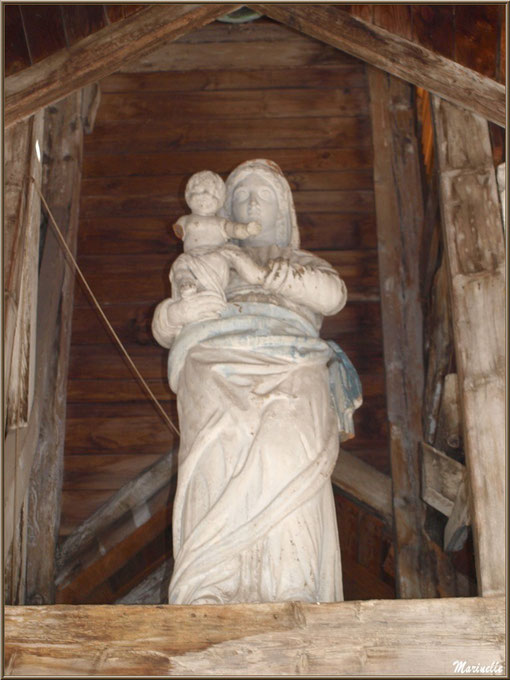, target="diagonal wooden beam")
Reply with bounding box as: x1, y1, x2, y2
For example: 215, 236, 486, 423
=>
248, 4, 505, 127
56, 450, 177, 586
5, 4, 240, 128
